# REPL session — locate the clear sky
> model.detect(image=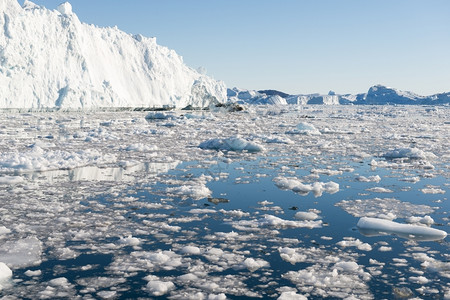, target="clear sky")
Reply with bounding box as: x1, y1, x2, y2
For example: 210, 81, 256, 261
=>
31, 0, 450, 95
